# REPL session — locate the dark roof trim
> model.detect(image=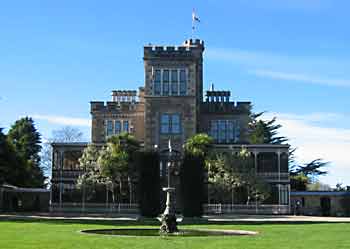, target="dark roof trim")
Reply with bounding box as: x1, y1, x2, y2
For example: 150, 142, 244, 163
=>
291, 191, 350, 196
